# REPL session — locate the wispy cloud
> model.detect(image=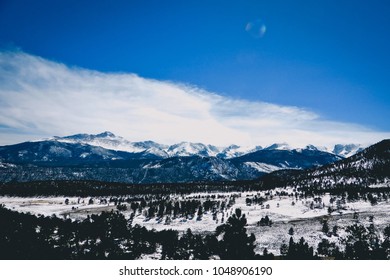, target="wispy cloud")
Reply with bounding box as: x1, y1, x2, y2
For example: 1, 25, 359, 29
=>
0, 51, 389, 147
